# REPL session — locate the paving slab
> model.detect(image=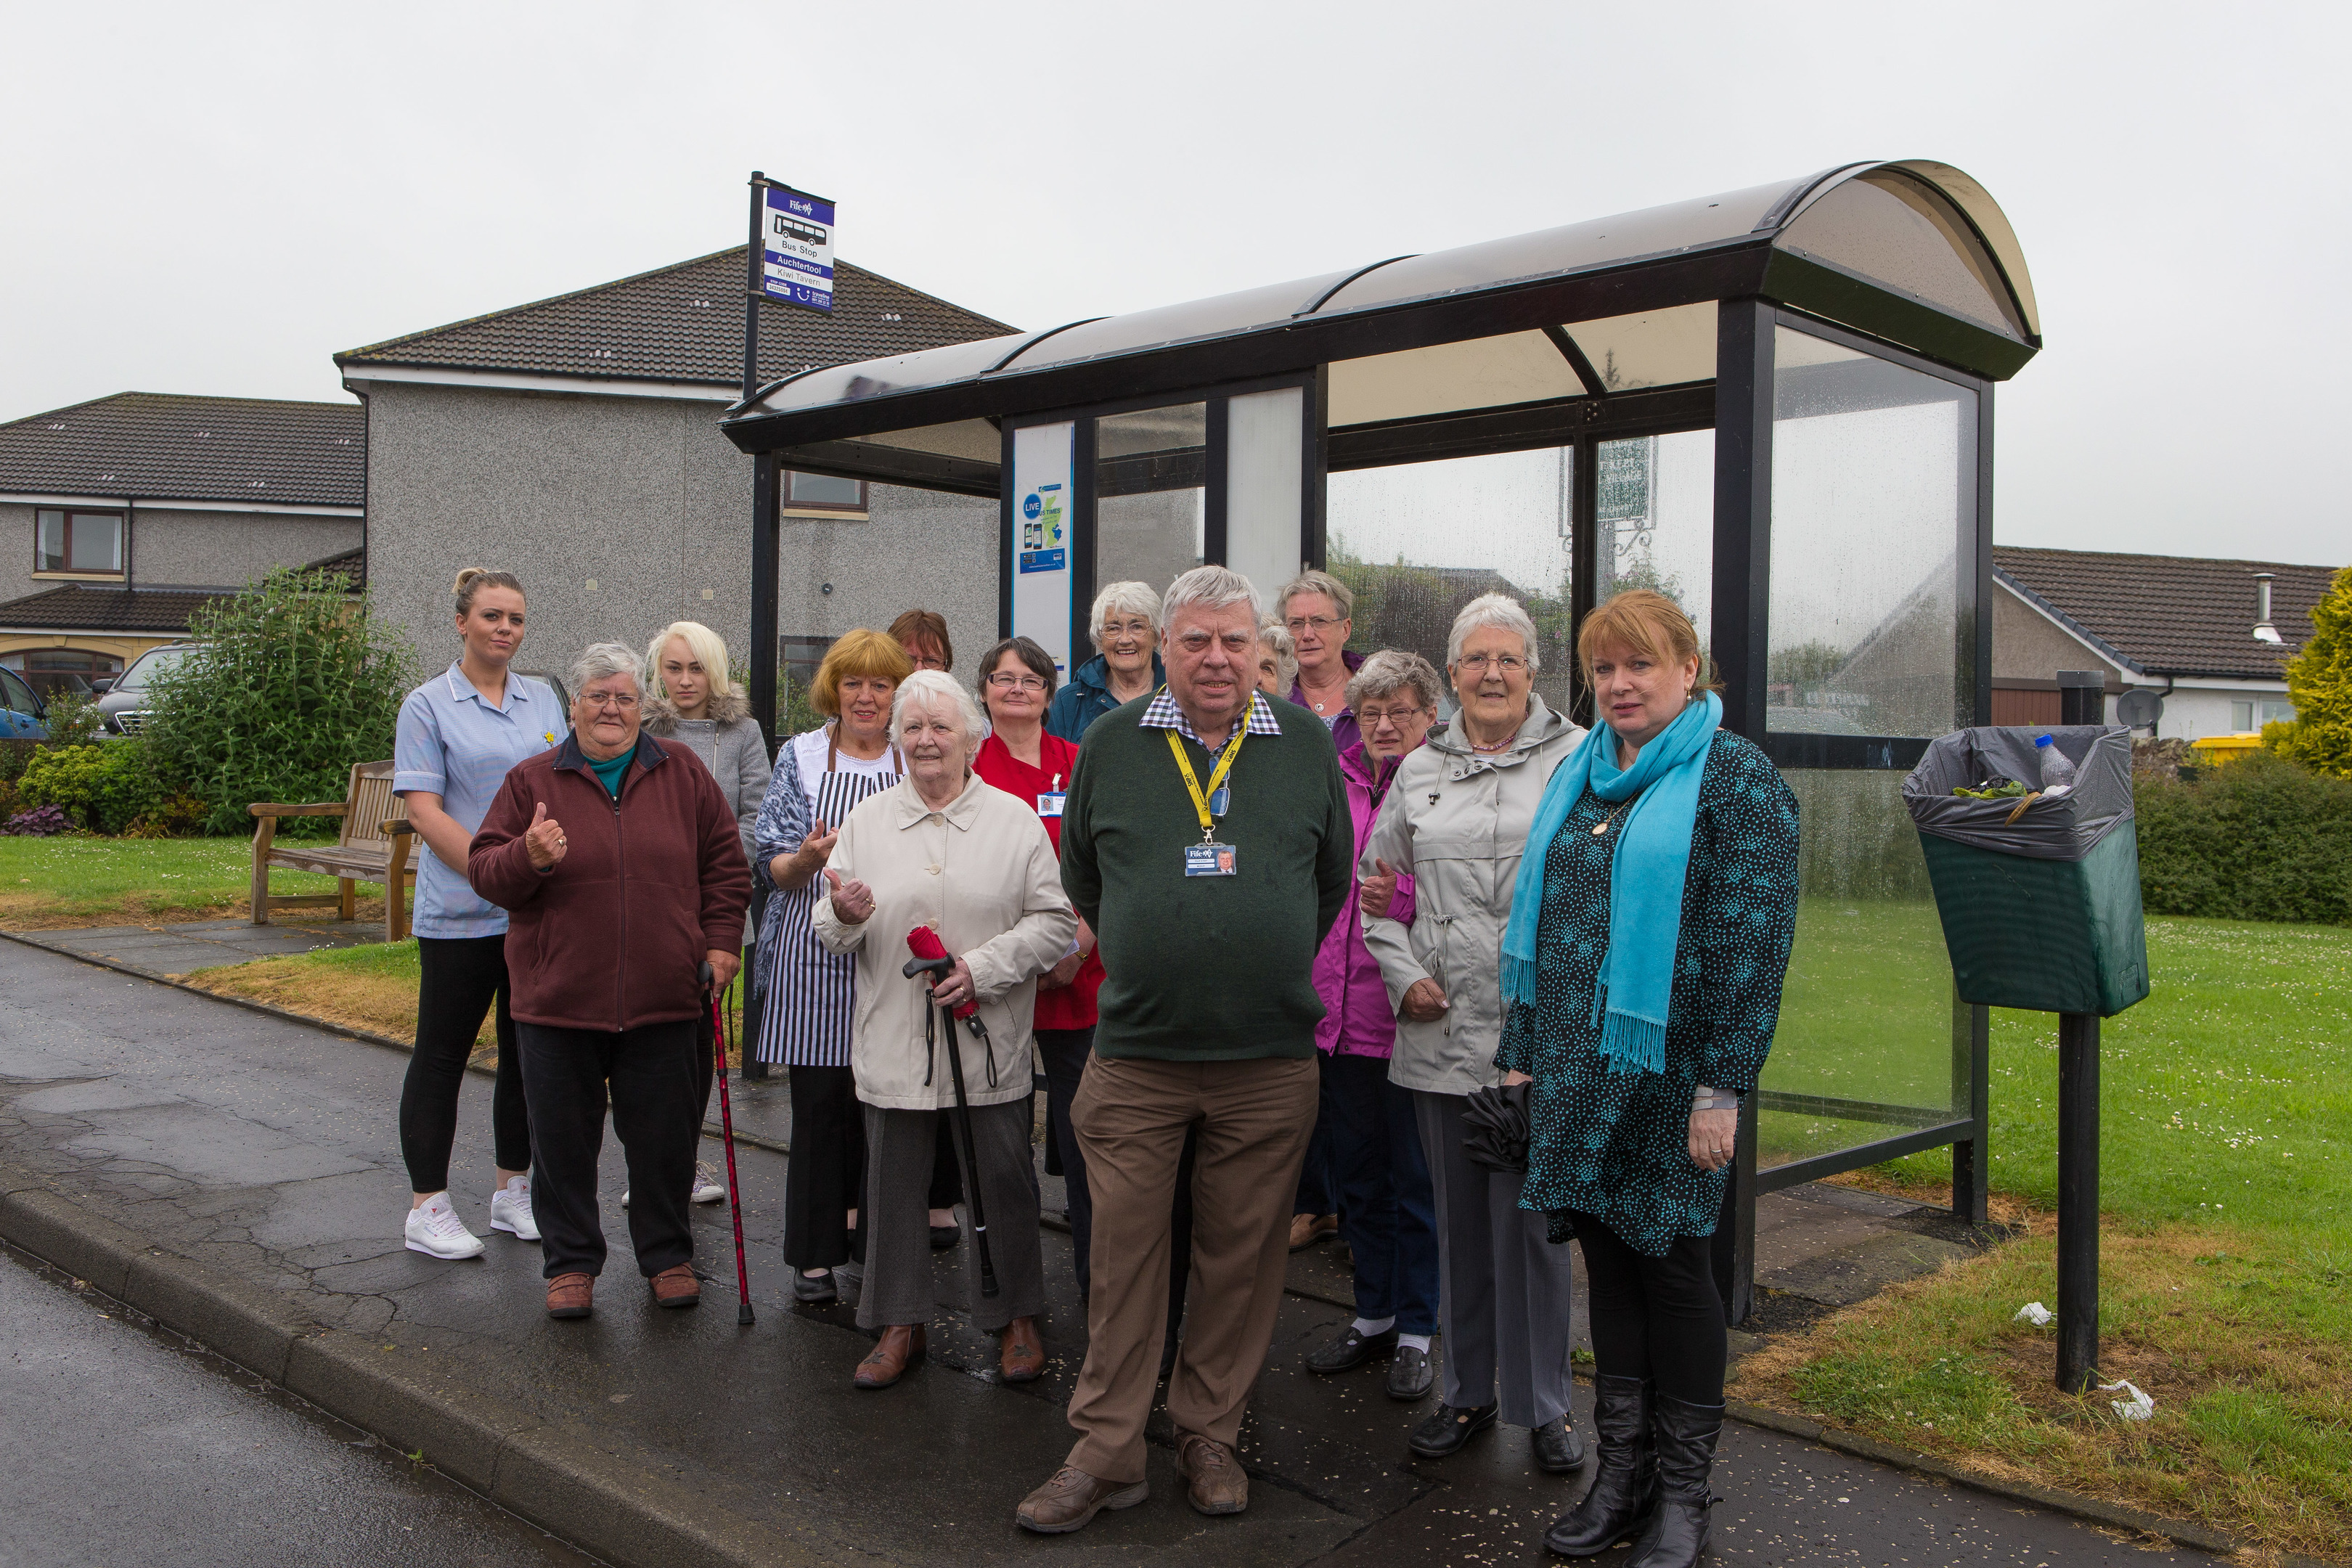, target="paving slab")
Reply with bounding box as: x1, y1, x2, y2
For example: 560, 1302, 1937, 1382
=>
14, 917, 379, 976
0, 936, 2224, 1568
